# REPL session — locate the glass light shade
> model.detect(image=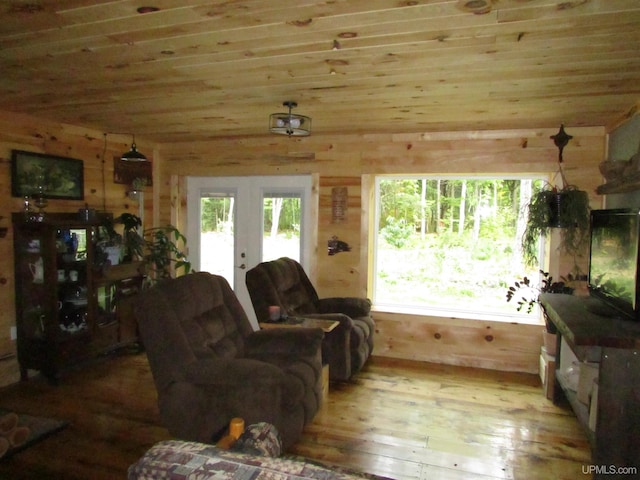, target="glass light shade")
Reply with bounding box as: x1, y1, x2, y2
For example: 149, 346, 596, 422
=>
269, 113, 311, 136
